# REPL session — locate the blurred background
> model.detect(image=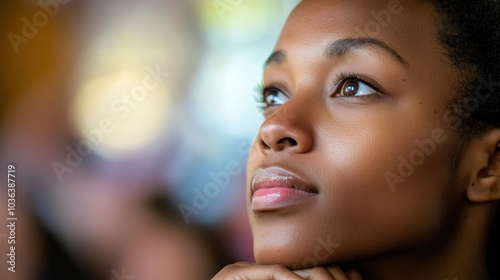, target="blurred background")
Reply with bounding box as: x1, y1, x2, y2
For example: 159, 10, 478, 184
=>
0, 0, 299, 279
